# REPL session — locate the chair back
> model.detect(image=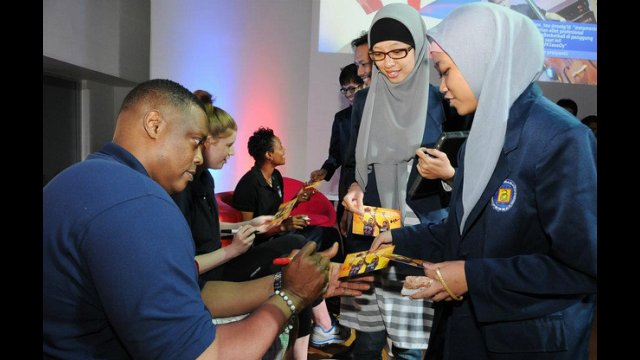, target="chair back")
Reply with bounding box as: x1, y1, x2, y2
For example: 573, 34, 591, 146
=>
283, 177, 336, 227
